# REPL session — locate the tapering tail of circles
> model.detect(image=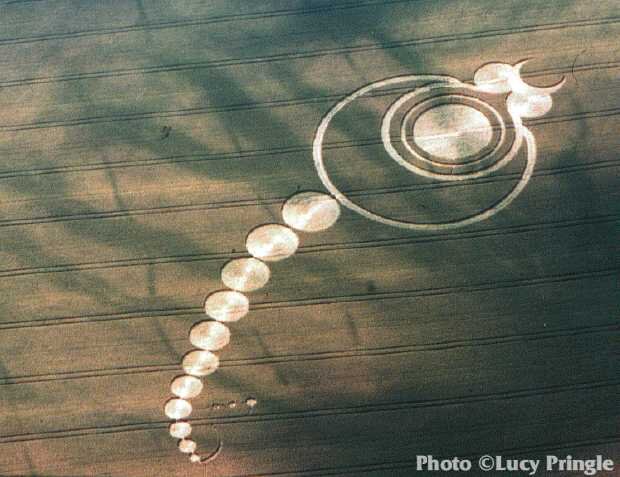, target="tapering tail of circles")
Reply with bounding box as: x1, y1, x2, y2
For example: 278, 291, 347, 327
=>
162, 192, 341, 465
